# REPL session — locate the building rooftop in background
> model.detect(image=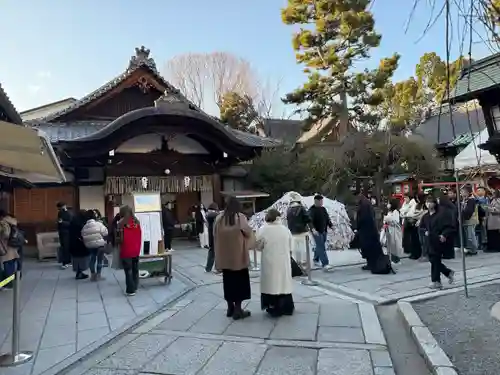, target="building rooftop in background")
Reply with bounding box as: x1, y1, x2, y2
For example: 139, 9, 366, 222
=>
448, 52, 500, 103
0, 83, 22, 125
262, 118, 303, 144
20, 97, 77, 121
414, 101, 485, 146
